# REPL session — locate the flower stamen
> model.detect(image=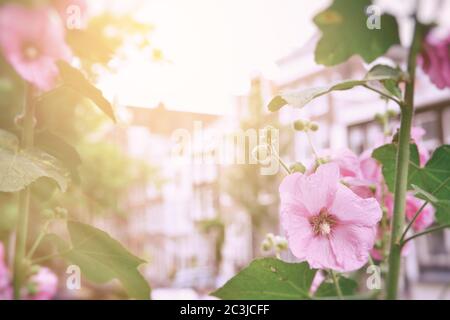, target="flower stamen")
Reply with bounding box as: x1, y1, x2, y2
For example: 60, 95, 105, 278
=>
309, 208, 337, 236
